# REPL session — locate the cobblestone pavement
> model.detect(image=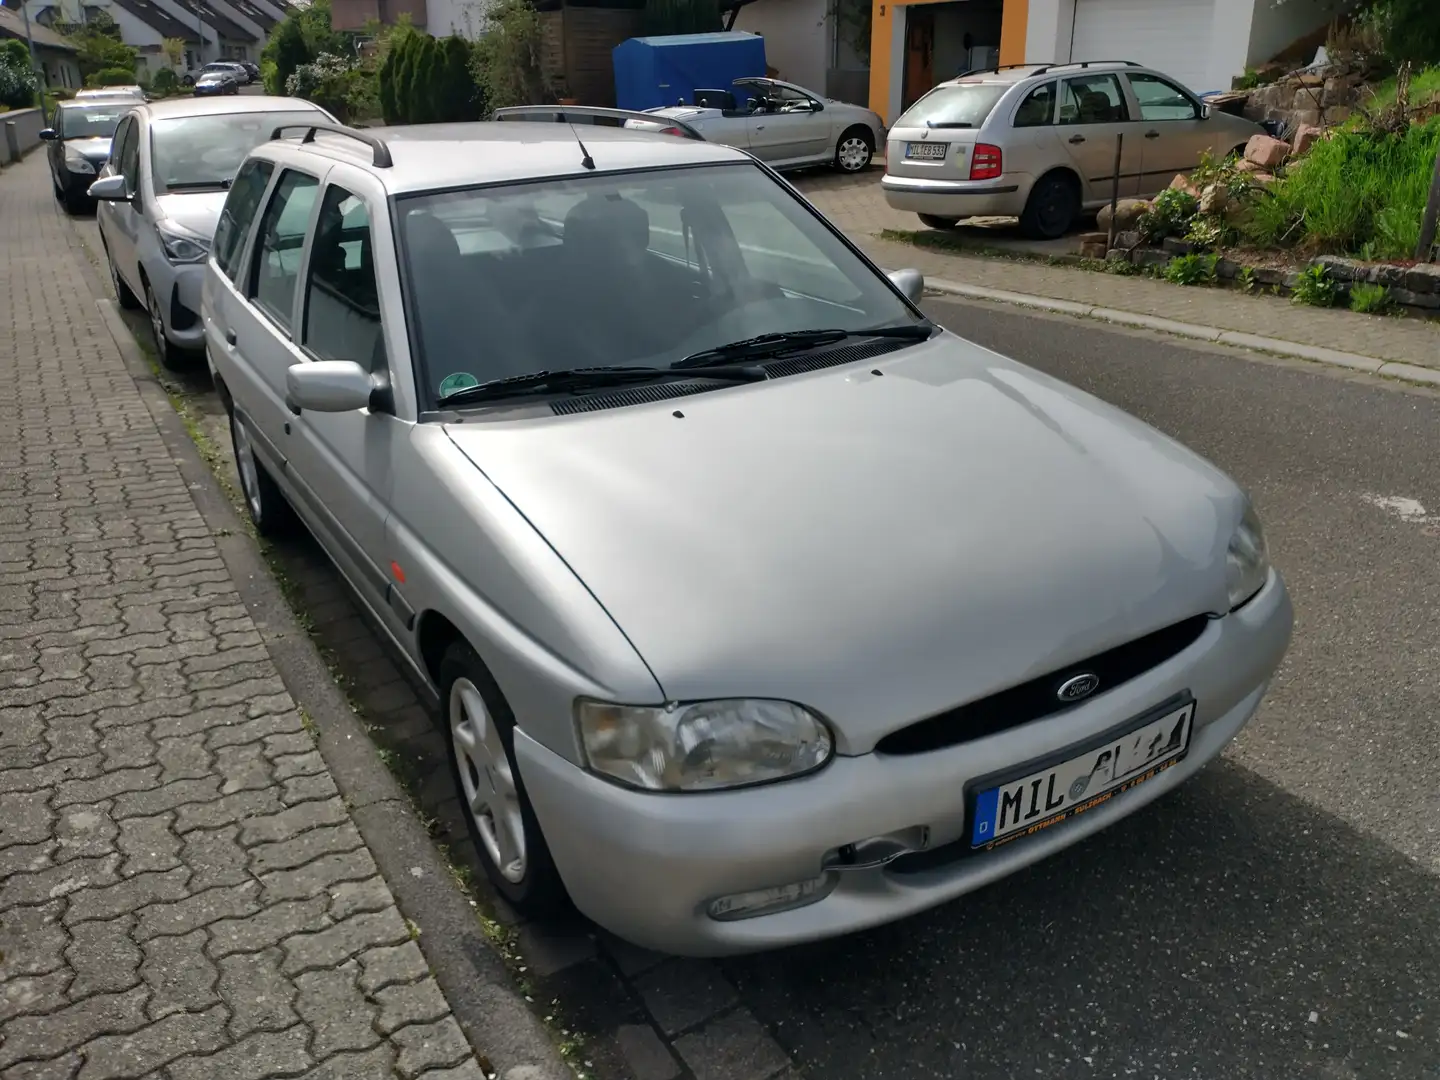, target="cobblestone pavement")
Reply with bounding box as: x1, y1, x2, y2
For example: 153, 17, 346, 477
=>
0, 155, 495, 1079
791, 169, 1440, 369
